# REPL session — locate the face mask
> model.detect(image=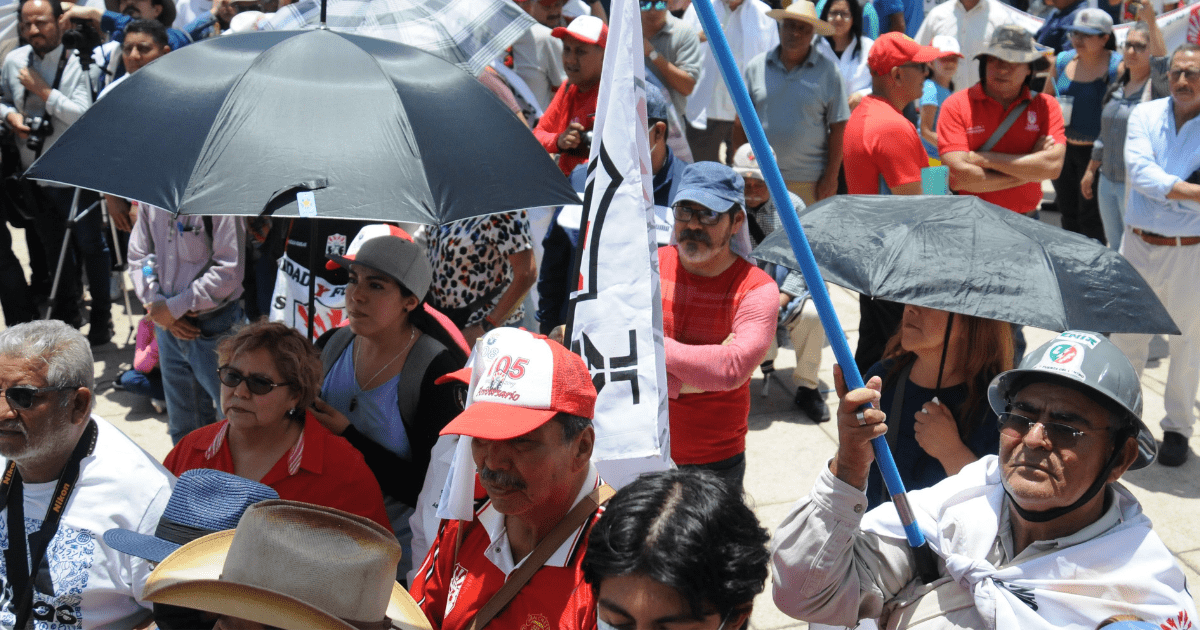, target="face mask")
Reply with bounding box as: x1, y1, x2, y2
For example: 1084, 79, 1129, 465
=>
596, 610, 729, 630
